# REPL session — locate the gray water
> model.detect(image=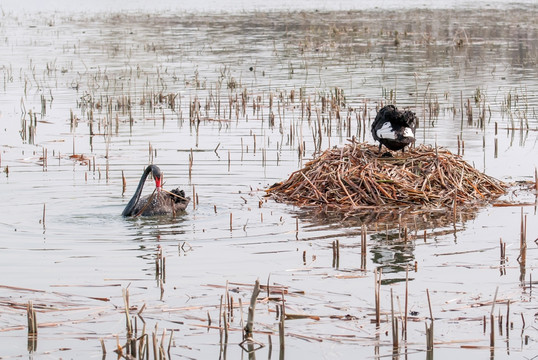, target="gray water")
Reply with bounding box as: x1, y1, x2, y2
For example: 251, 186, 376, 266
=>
0, 4, 537, 359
